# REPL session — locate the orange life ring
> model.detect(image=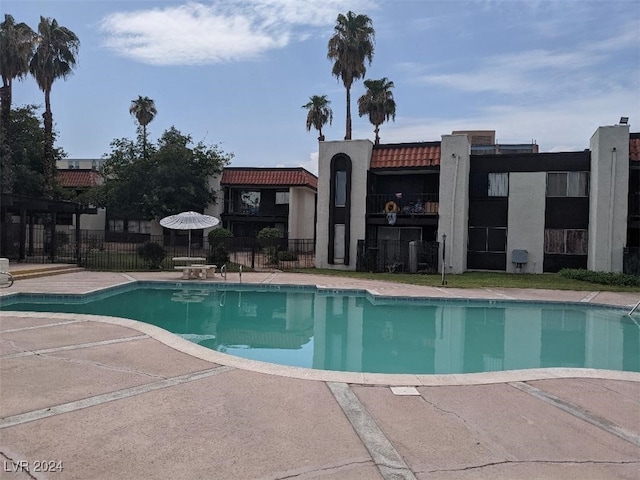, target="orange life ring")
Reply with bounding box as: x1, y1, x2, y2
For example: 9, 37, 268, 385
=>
384, 201, 399, 213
